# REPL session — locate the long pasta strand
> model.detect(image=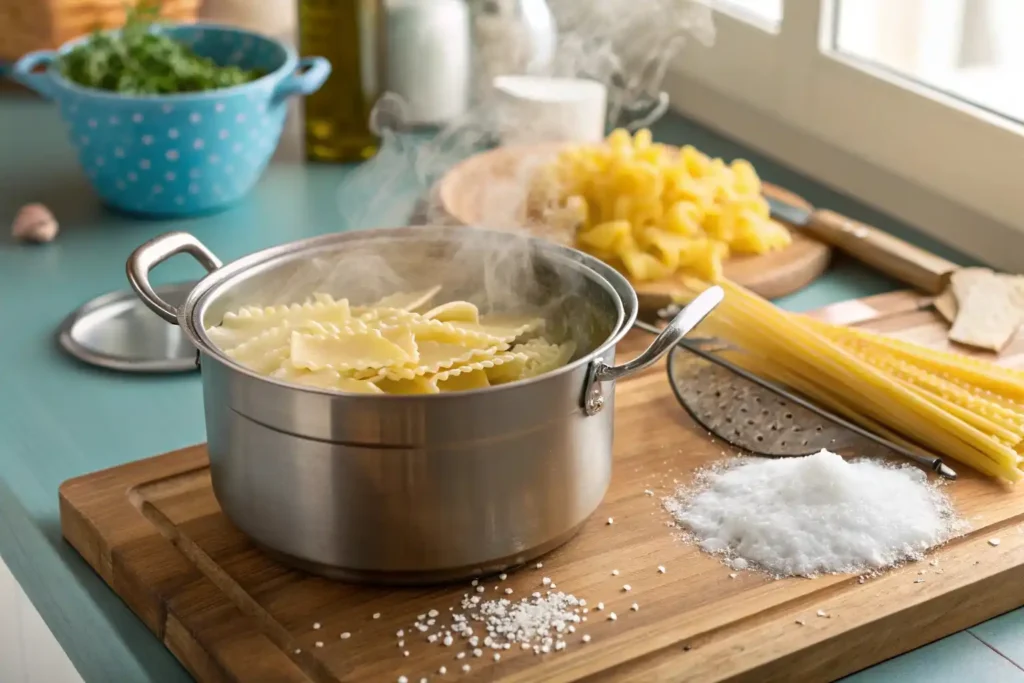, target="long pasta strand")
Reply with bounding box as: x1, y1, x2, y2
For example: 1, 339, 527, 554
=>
682, 278, 1024, 481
